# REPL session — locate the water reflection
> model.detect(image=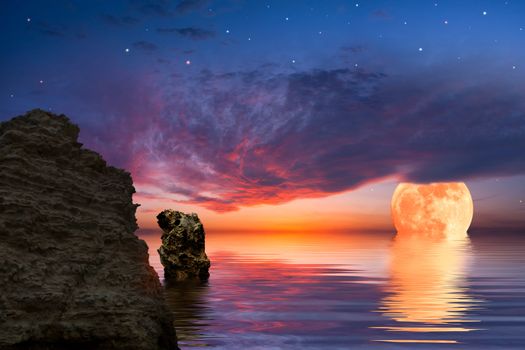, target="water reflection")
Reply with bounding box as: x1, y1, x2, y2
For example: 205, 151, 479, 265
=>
375, 232, 482, 344
136, 229, 525, 349
162, 251, 388, 348
164, 279, 212, 346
